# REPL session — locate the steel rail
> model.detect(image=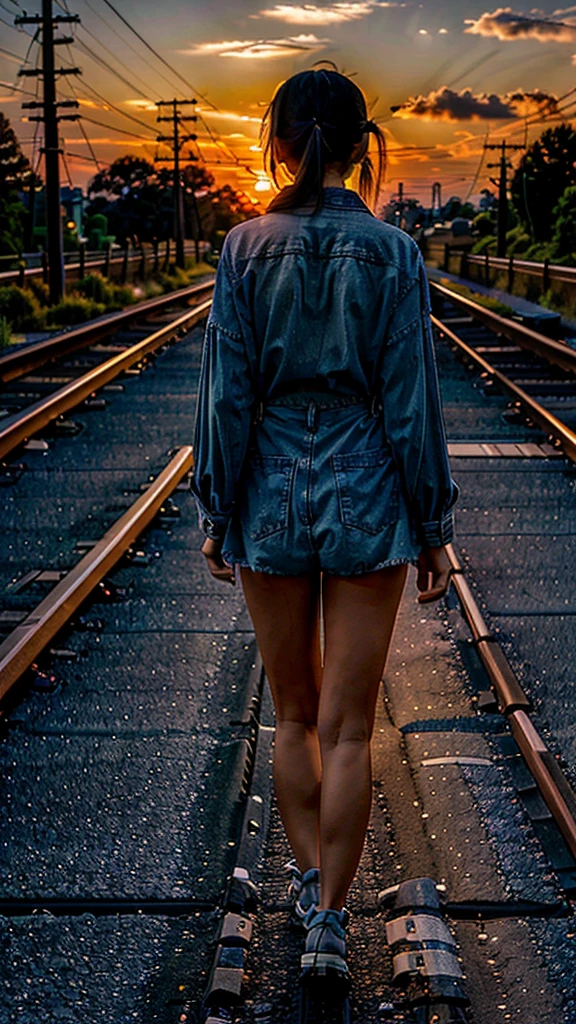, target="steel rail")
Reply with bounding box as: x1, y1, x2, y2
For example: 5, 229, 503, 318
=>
0, 299, 212, 461
432, 316, 576, 465
446, 545, 576, 862
0, 277, 214, 383
0, 446, 194, 704
429, 281, 576, 376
